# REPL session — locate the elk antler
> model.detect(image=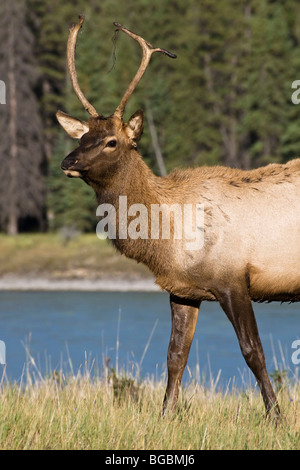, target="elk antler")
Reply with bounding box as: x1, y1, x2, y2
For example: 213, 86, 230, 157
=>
113, 22, 176, 119
67, 15, 98, 116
